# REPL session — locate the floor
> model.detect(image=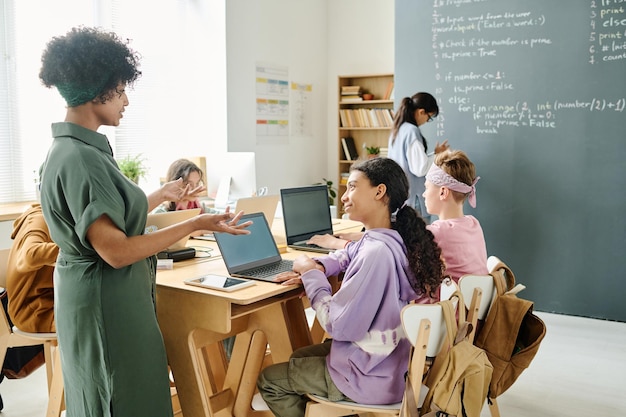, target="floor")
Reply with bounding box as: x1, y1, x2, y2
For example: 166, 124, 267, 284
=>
1, 311, 625, 417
